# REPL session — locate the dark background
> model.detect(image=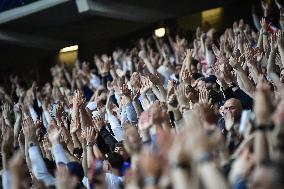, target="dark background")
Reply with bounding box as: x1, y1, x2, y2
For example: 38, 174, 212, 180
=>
0, 0, 275, 84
